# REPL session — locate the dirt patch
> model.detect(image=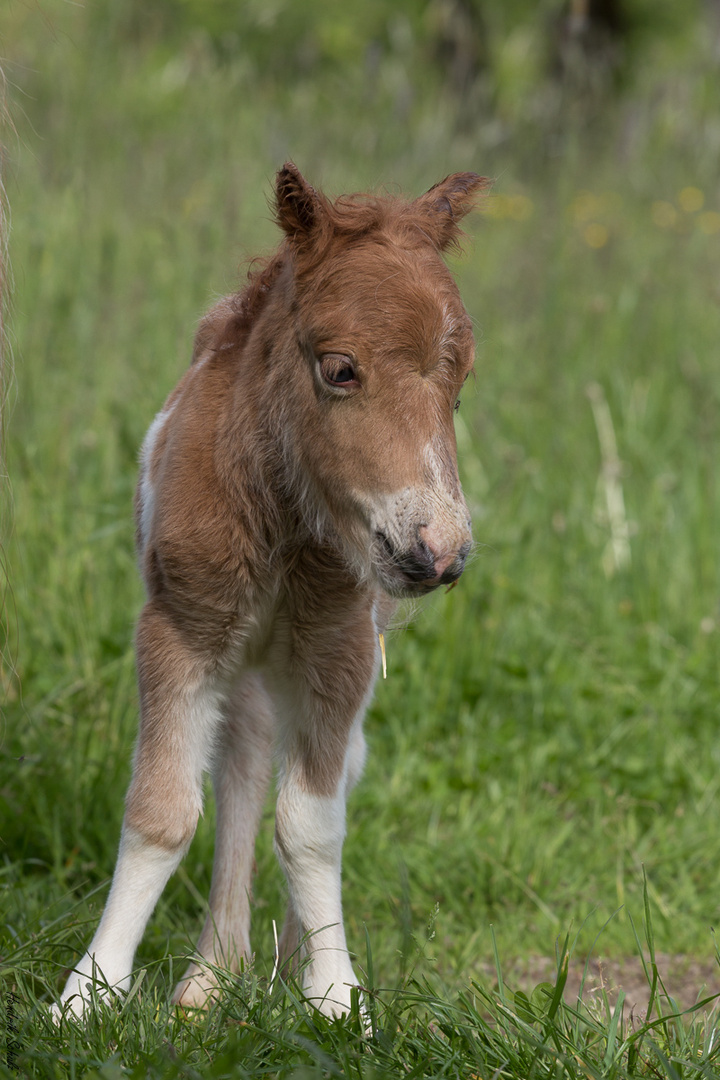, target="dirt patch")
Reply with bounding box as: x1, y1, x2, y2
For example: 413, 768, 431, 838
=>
503, 954, 720, 1018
